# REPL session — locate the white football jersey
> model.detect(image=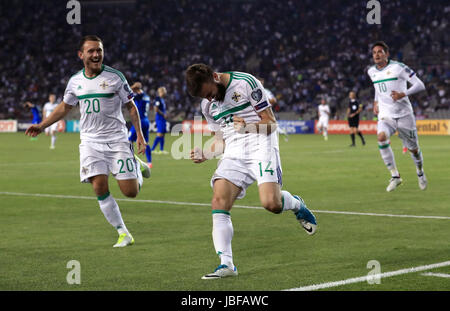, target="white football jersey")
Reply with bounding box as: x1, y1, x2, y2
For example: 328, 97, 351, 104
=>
201, 71, 279, 161
63, 65, 134, 143
318, 104, 330, 119
43, 101, 58, 118
367, 60, 416, 119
